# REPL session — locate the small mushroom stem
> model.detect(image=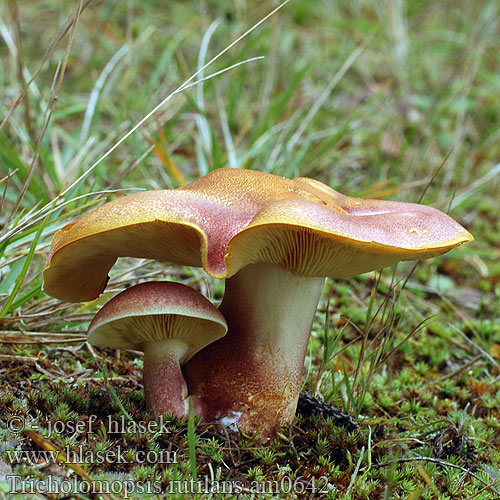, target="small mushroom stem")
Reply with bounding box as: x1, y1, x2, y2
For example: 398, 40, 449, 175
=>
143, 339, 191, 418
184, 263, 324, 436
